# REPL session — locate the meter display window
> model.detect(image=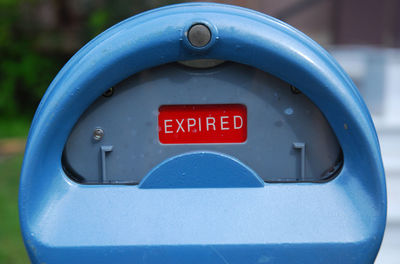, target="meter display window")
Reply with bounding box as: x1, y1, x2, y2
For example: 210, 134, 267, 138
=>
62, 61, 343, 184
